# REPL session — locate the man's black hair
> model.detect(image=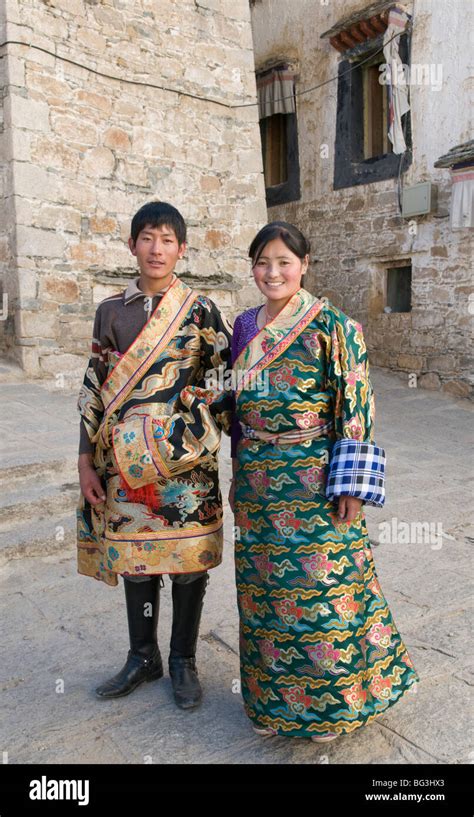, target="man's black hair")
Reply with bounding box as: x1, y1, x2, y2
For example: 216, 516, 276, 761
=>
130, 201, 187, 245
